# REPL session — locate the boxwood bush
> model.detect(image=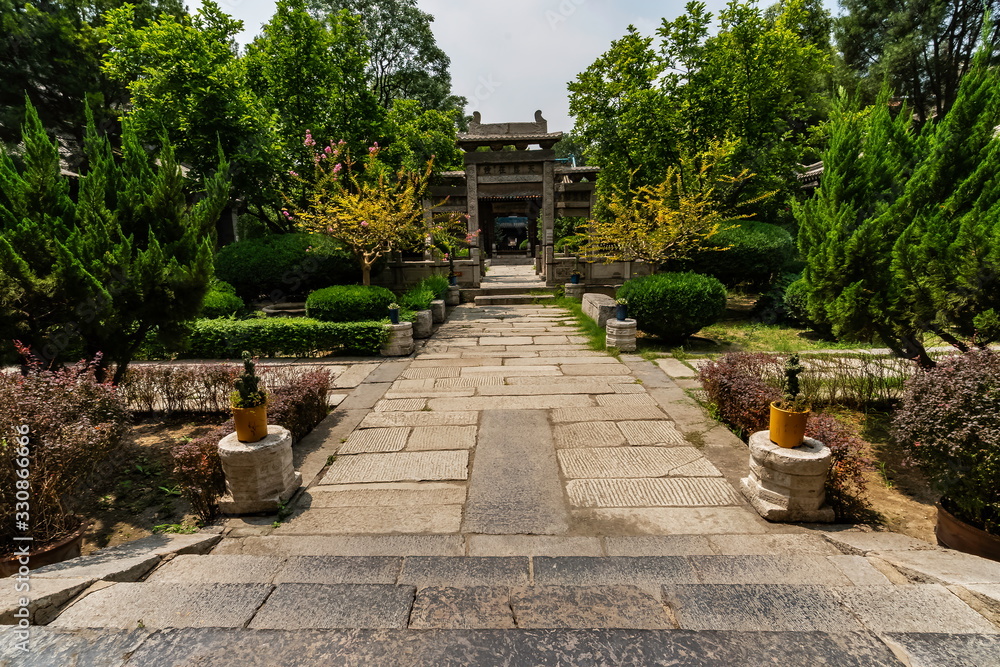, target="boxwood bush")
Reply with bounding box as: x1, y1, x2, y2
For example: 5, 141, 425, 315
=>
306, 285, 397, 322
214, 233, 357, 301
200, 280, 245, 318
186, 318, 388, 357
618, 272, 727, 343
686, 221, 795, 288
